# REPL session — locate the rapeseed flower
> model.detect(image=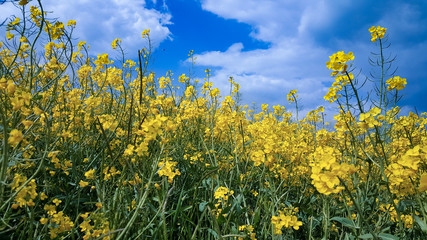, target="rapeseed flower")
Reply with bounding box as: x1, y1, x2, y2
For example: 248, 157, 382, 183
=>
214, 186, 234, 201
111, 38, 121, 49
386, 76, 407, 91
369, 25, 387, 42
8, 129, 23, 146
79, 180, 89, 187
271, 208, 303, 234
158, 160, 181, 183
141, 29, 150, 38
